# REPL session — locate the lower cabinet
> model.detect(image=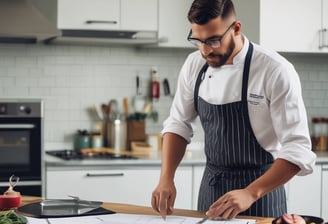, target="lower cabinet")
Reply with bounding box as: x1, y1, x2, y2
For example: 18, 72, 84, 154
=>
46, 166, 193, 209
285, 165, 322, 216
46, 162, 327, 214
322, 165, 328, 221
